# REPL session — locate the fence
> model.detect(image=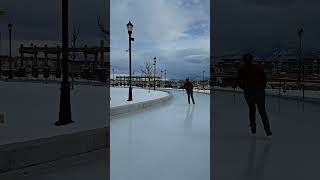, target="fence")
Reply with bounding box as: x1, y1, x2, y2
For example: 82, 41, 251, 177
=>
211, 75, 320, 101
